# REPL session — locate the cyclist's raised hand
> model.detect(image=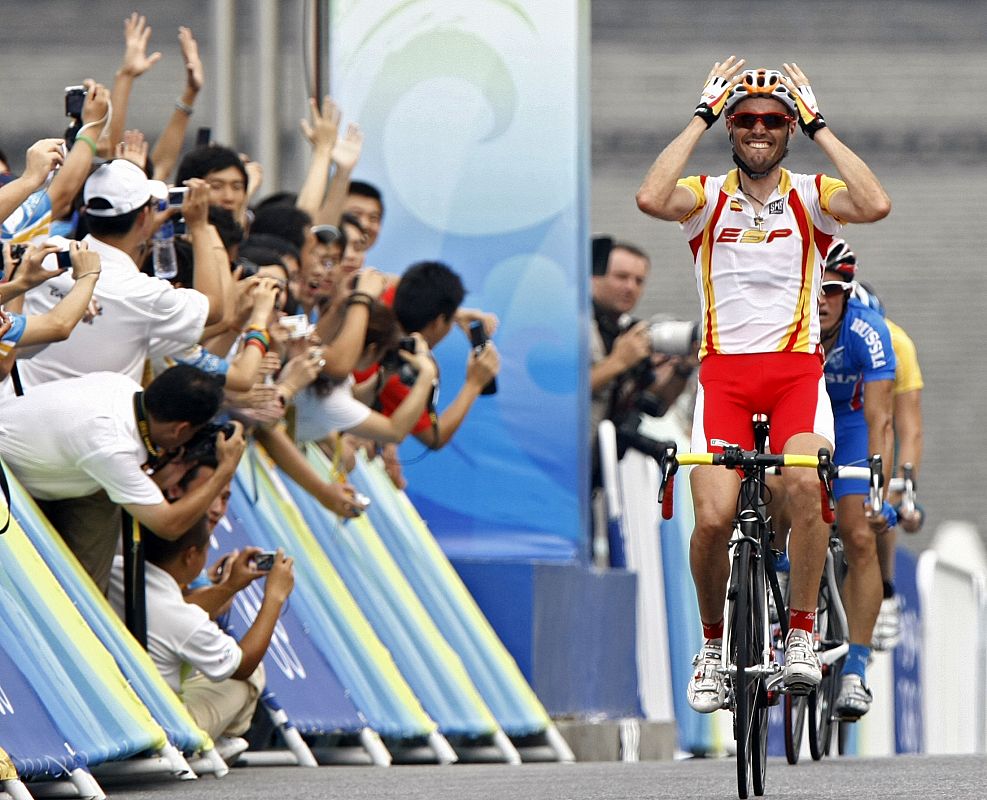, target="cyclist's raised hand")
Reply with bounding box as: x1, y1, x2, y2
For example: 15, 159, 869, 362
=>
694, 55, 746, 128
781, 63, 827, 139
